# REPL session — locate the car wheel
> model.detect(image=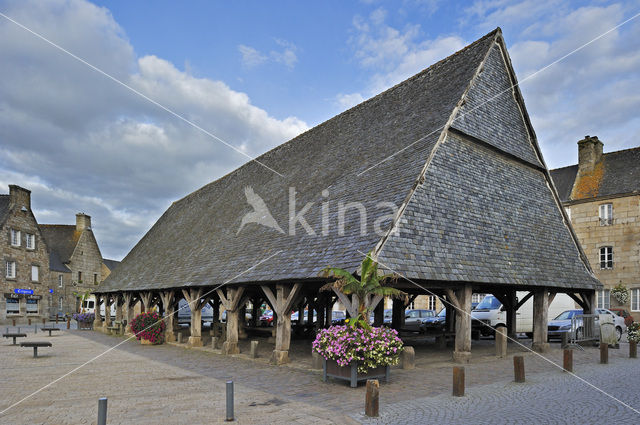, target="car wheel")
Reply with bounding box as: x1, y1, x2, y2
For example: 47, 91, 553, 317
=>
616, 326, 622, 342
